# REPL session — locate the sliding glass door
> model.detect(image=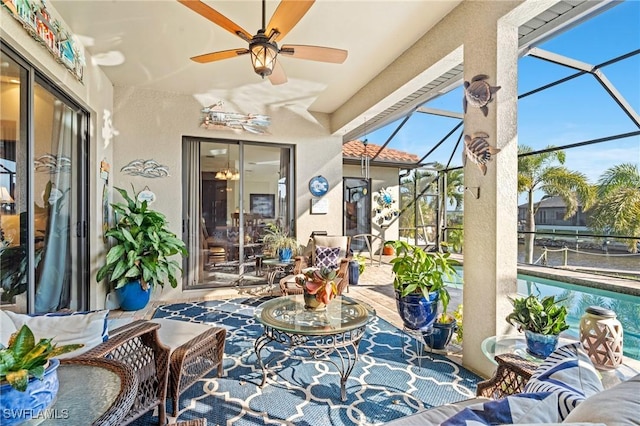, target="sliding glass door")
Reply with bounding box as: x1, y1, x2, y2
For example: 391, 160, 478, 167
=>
0, 46, 88, 313
183, 138, 293, 288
